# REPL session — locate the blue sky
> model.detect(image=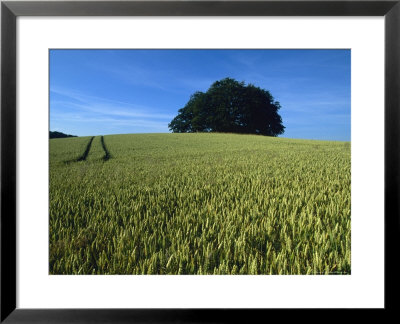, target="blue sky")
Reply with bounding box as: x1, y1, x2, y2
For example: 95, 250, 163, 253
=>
50, 49, 350, 141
